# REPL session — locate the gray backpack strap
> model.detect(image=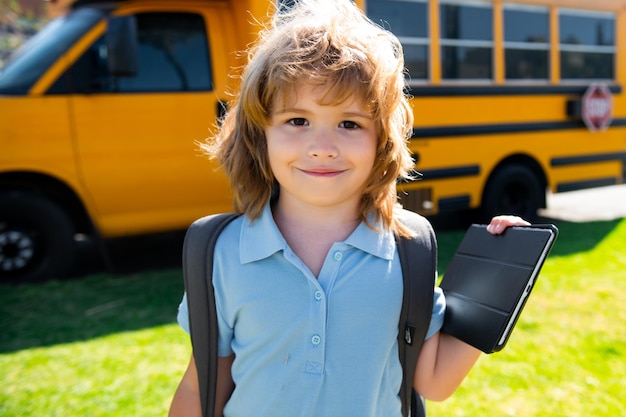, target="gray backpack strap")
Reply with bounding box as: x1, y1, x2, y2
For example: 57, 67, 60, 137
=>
182, 213, 240, 417
396, 209, 437, 417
